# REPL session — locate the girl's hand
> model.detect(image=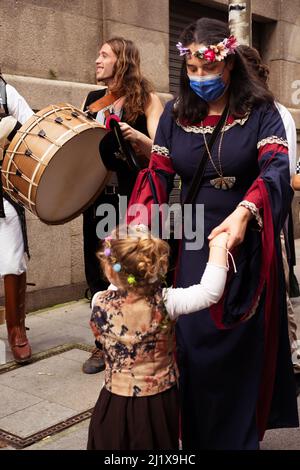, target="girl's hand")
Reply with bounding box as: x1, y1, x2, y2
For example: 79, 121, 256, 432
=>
208, 206, 253, 250
209, 232, 229, 249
